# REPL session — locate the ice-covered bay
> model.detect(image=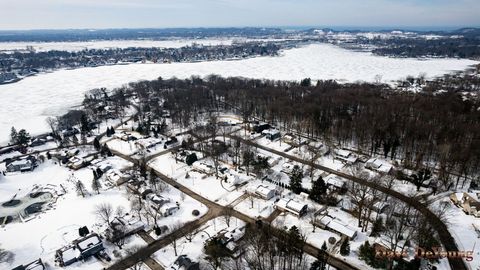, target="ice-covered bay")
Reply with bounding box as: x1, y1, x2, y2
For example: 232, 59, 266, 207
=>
0, 43, 477, 142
